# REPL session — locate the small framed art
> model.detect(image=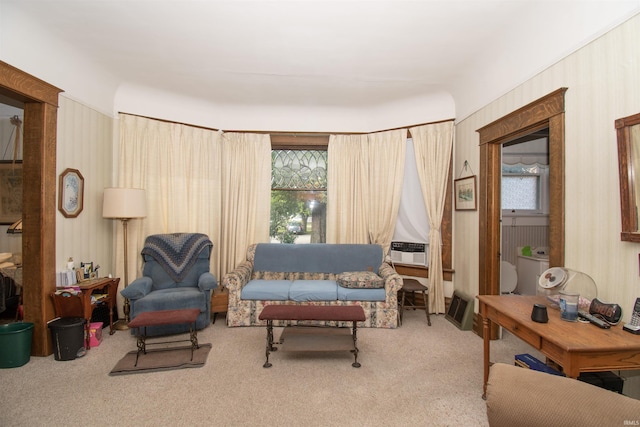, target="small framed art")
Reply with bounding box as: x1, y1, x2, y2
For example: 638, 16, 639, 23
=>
454, 175, 477, 211
58, 168, 84, 218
